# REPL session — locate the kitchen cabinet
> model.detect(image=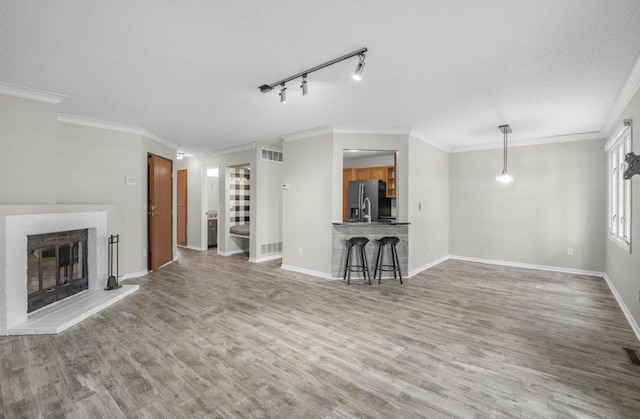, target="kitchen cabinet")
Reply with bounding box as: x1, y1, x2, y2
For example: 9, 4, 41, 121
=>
386, 166, 396, 198
368, 166, 387, 182
343, 168, 357, 219
355, 166, 386, 181
208, 219, 217, 248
